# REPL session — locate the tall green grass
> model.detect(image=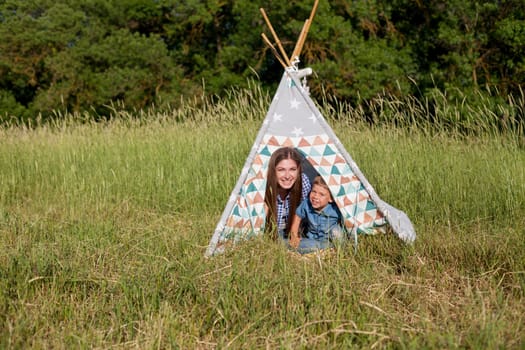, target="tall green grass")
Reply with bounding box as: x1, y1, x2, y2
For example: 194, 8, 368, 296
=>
0, 90, 524, 348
